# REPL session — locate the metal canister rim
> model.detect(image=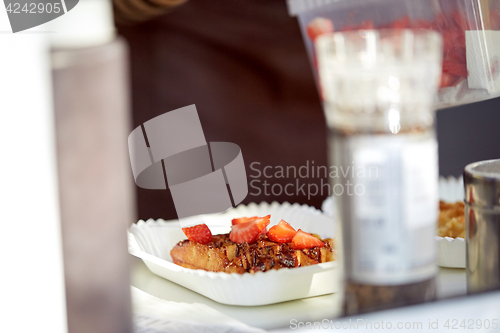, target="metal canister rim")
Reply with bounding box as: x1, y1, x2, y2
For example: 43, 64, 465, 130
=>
464, 159, 500, 209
